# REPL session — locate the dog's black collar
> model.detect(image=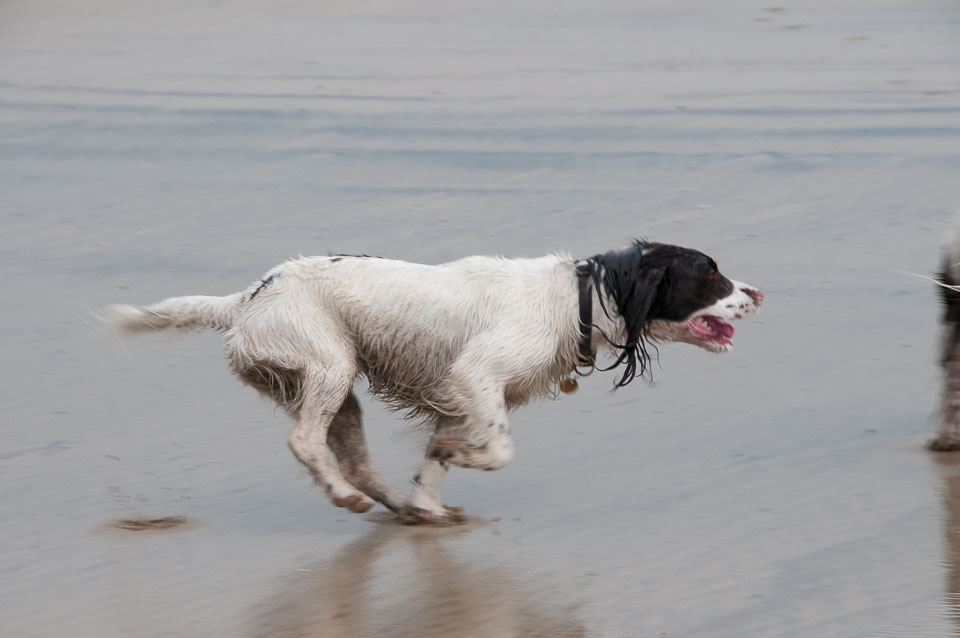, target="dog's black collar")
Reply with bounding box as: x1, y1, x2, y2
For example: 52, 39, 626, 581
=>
575, 259, 595, 368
